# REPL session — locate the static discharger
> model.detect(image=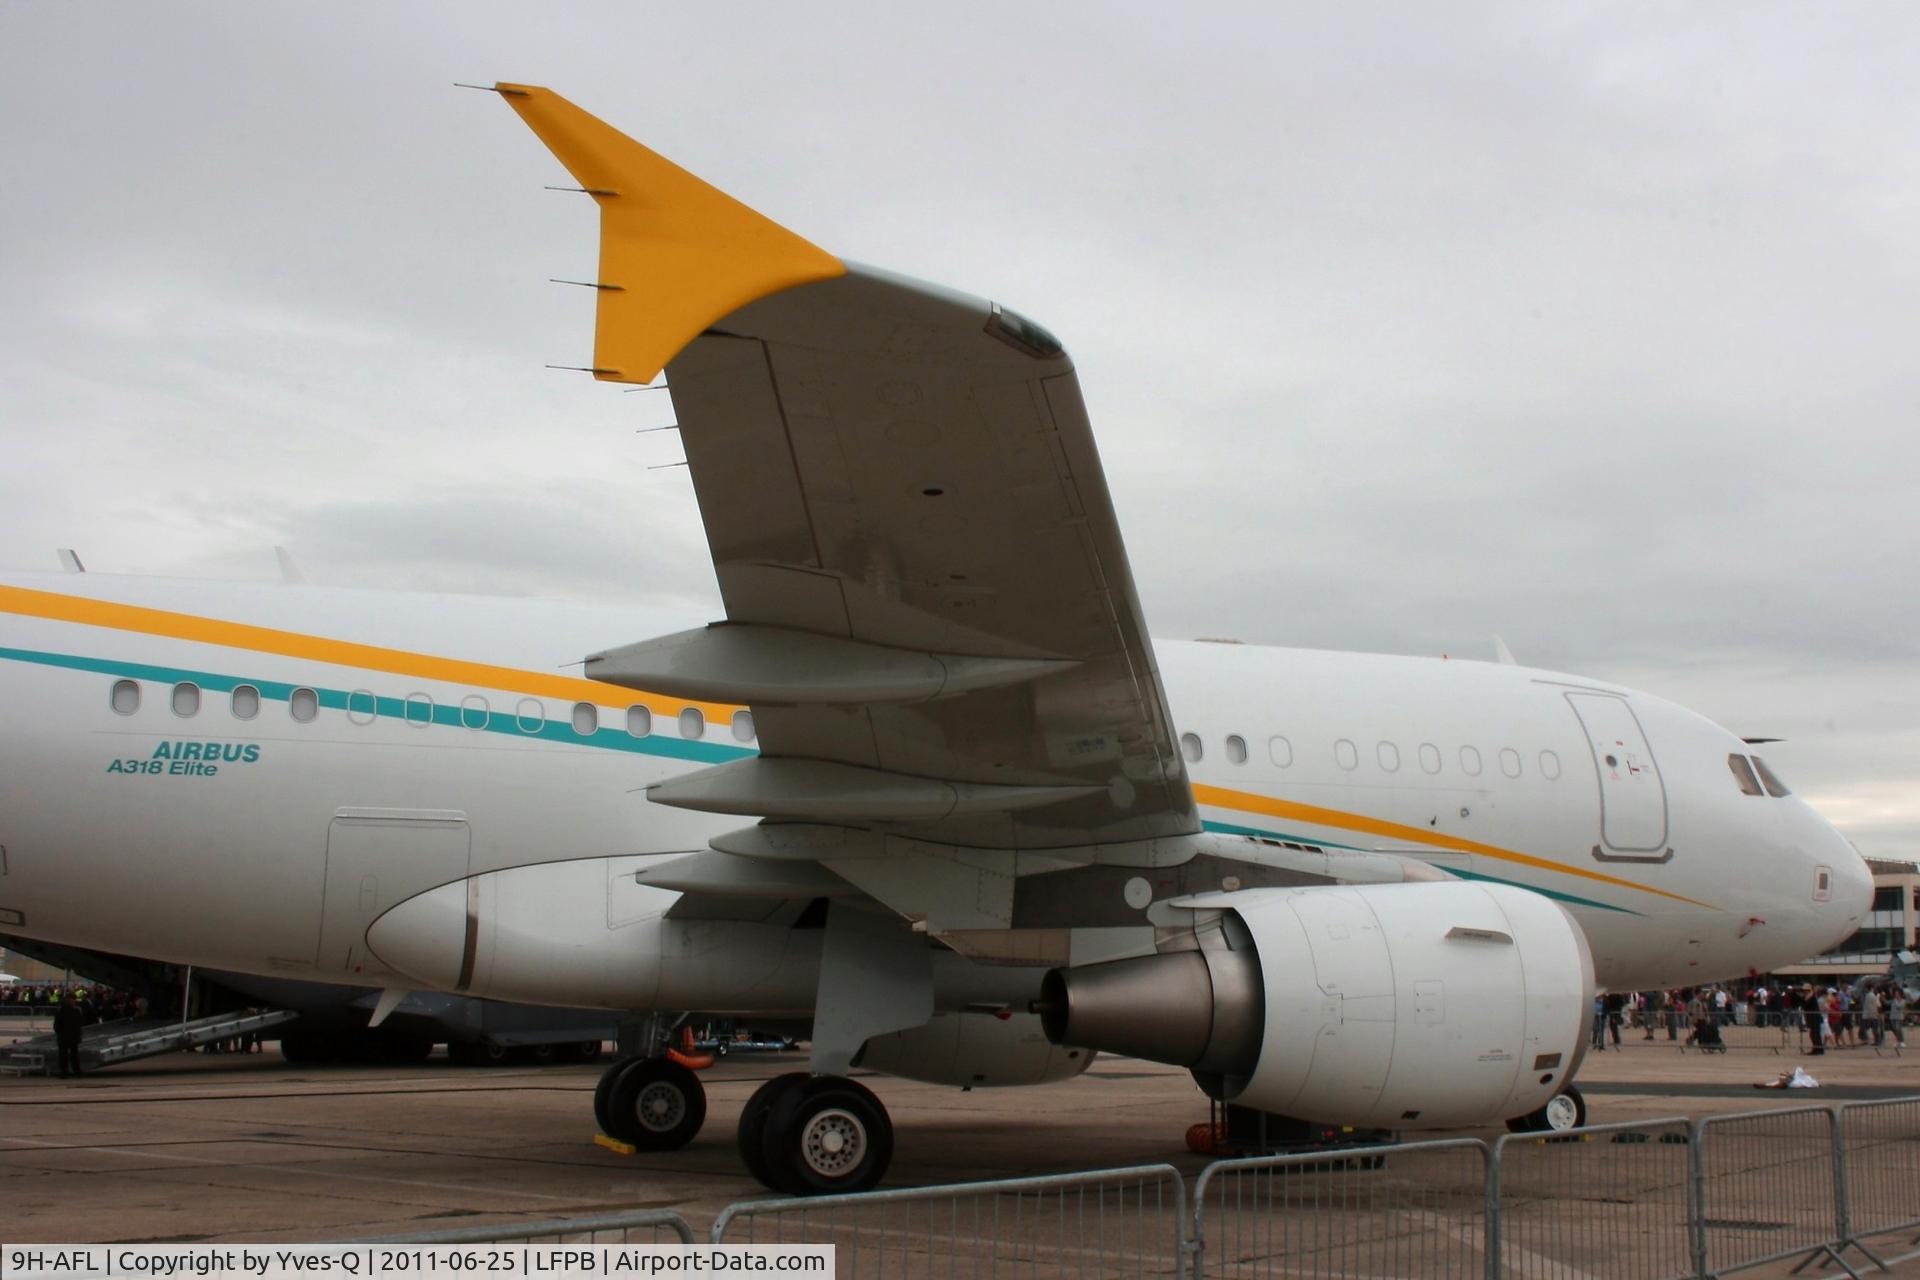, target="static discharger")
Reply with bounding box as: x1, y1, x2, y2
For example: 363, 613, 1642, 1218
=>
549, 278, 625, 292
